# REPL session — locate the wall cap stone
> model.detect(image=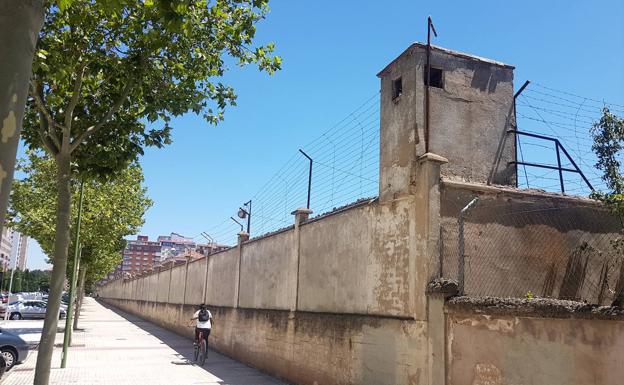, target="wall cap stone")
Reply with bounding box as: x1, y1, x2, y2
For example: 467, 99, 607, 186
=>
446, 296, 624, 321
418, 152, 449, 165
